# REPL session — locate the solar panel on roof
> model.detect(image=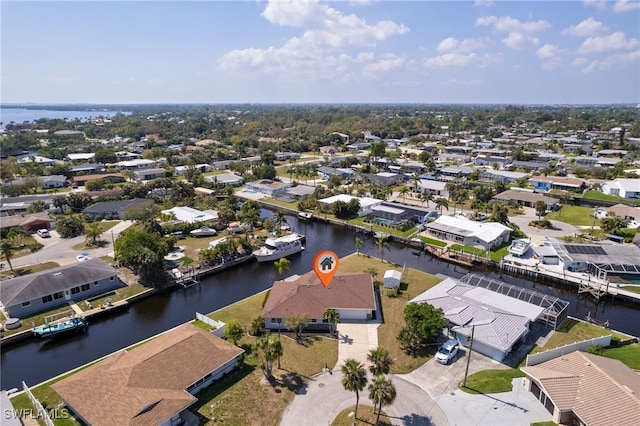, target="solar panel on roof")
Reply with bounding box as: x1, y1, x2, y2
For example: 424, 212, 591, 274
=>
565, 245, 606, 255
